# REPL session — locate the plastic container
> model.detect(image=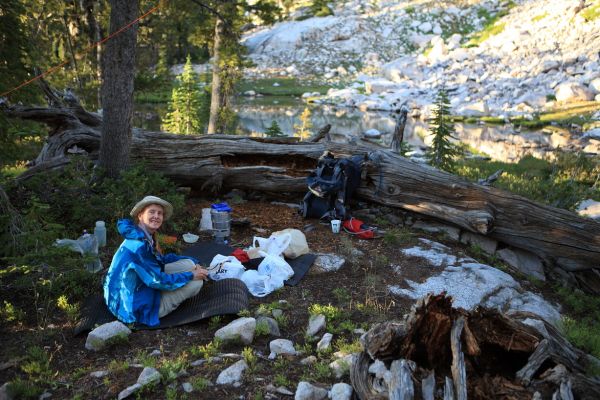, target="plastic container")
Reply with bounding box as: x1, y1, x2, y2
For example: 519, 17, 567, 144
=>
94, 220, 107, 247
211, 209, 231, 244
80, 230, 102, 272
199, 208, 213, 231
